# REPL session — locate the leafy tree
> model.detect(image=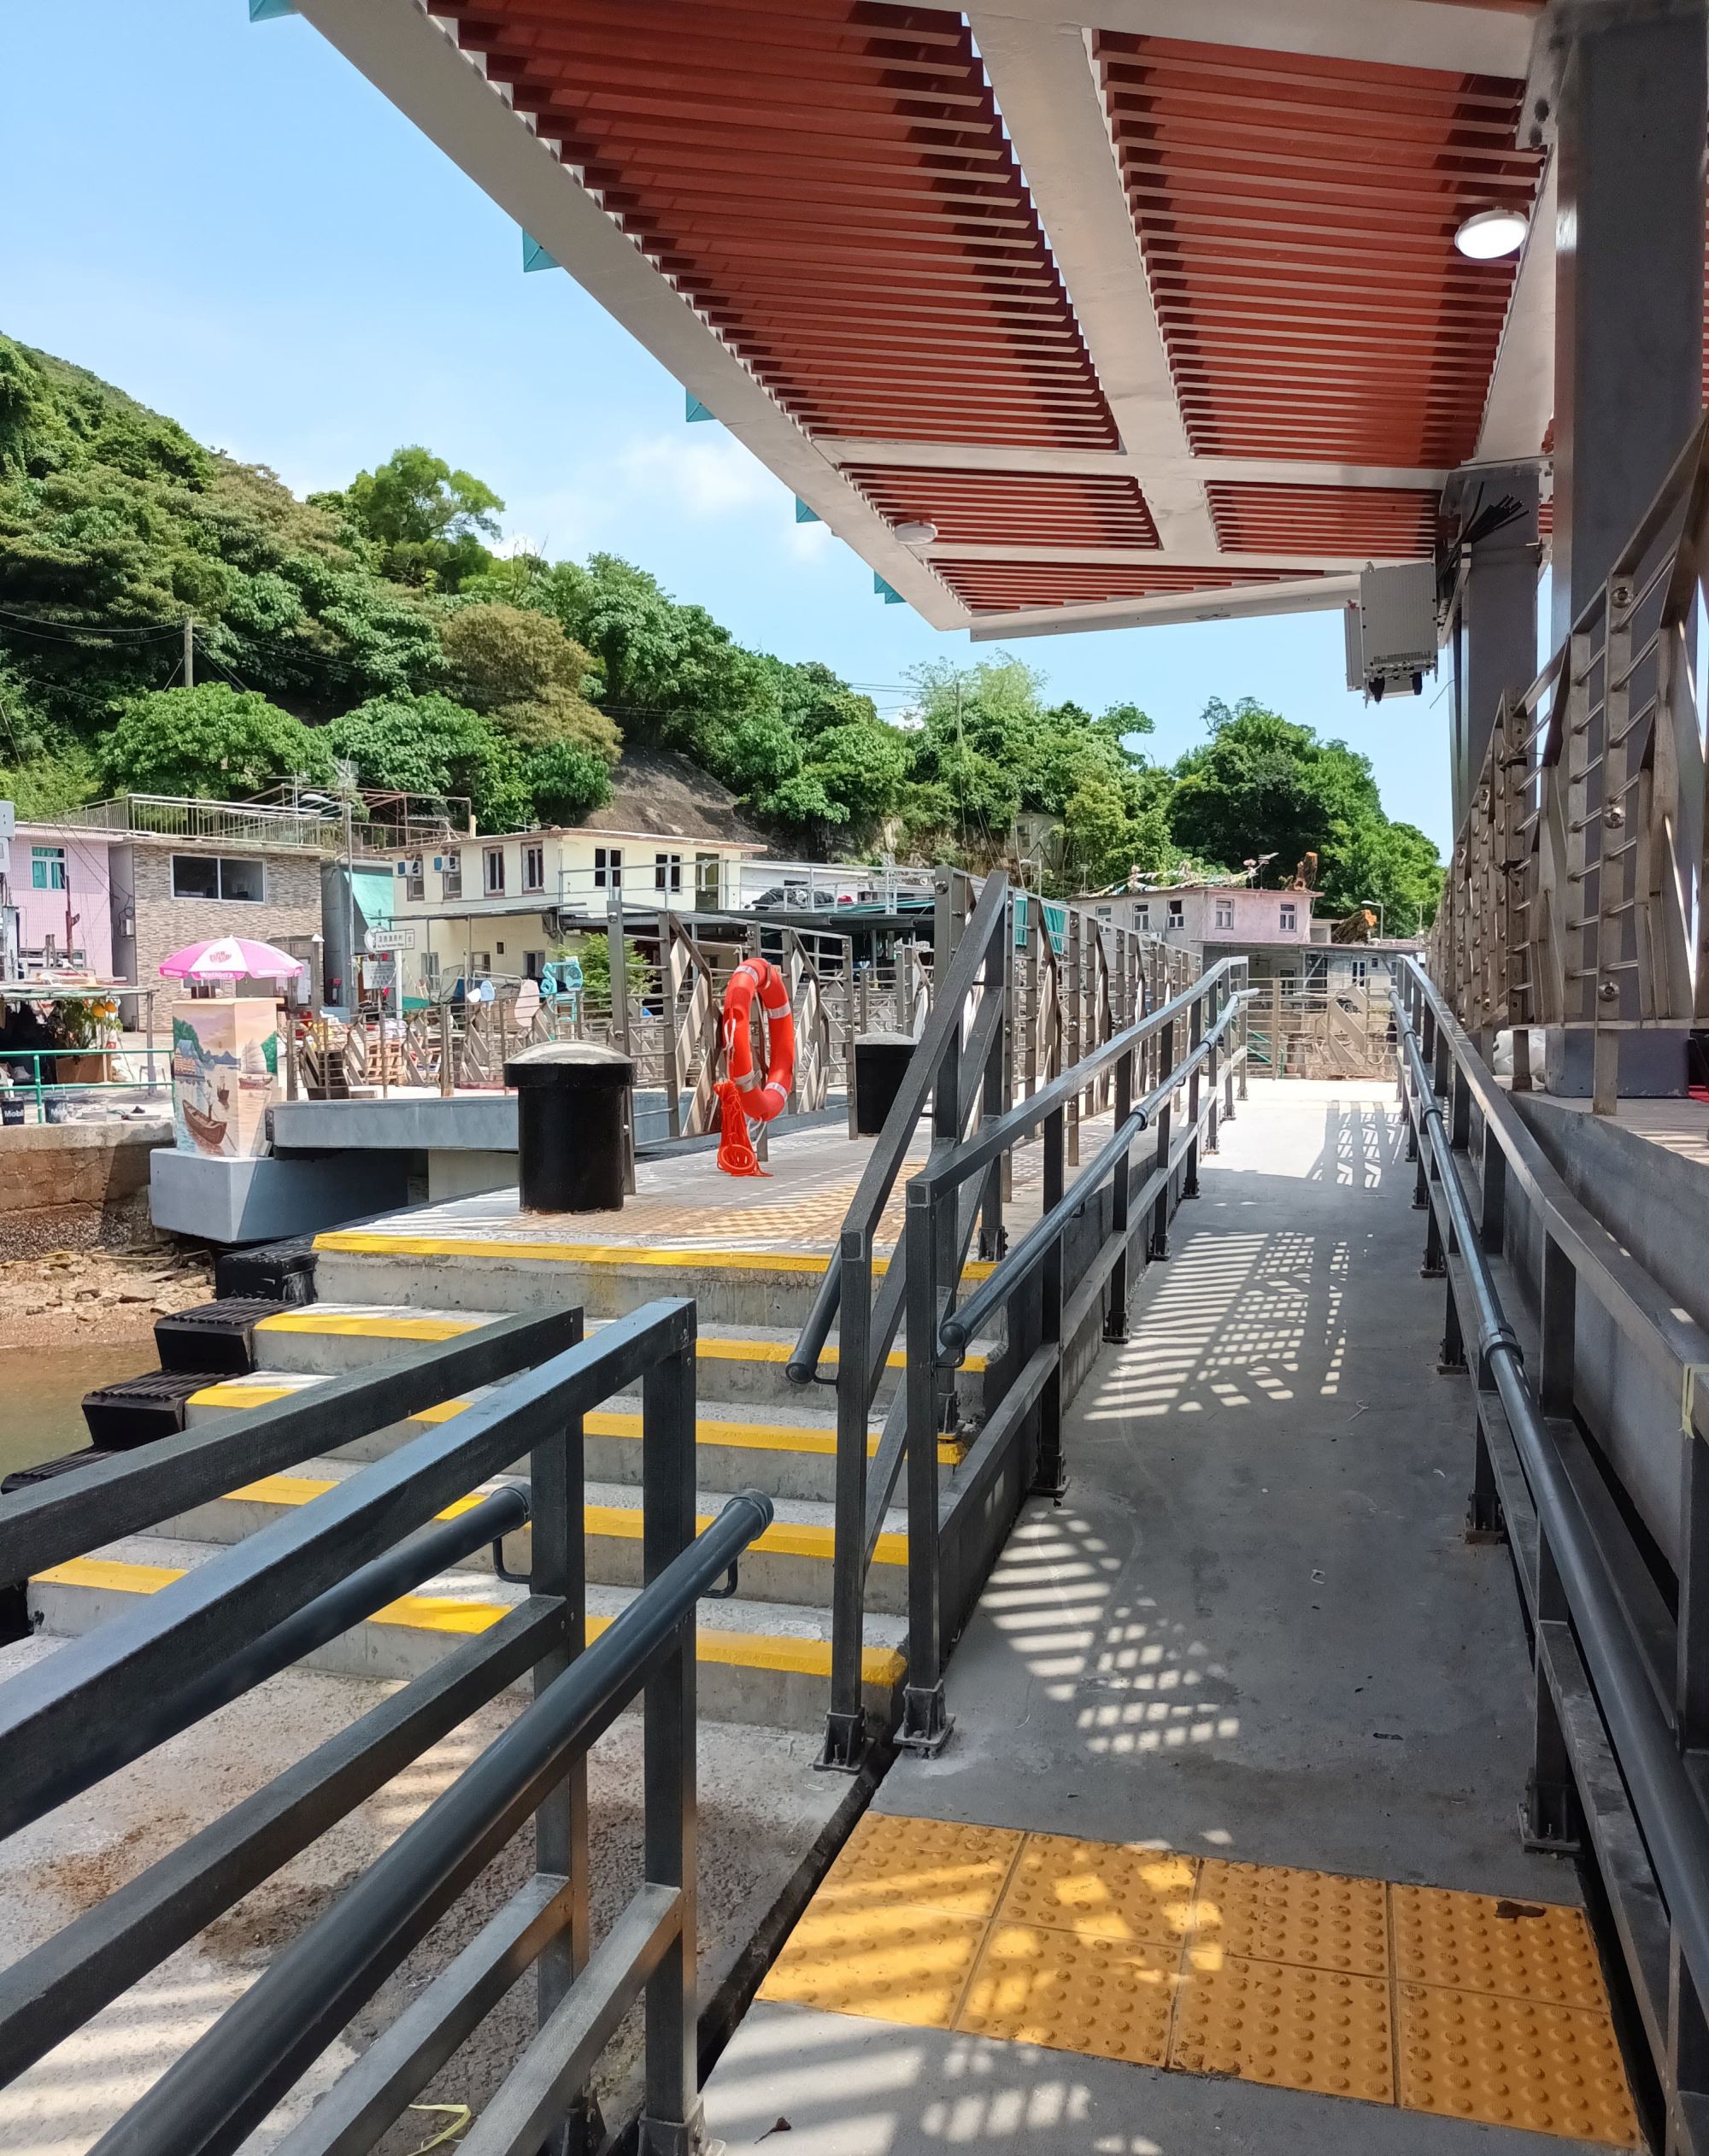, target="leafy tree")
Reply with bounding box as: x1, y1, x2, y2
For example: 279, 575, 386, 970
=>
1167, 696, 1442, 929
439, 602, 617, 760
524, 737, 613, 822
98, 683, 334, 798
312, 445, 502, 590
1168, 697, 1381, 883
326, 693, 531, 833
